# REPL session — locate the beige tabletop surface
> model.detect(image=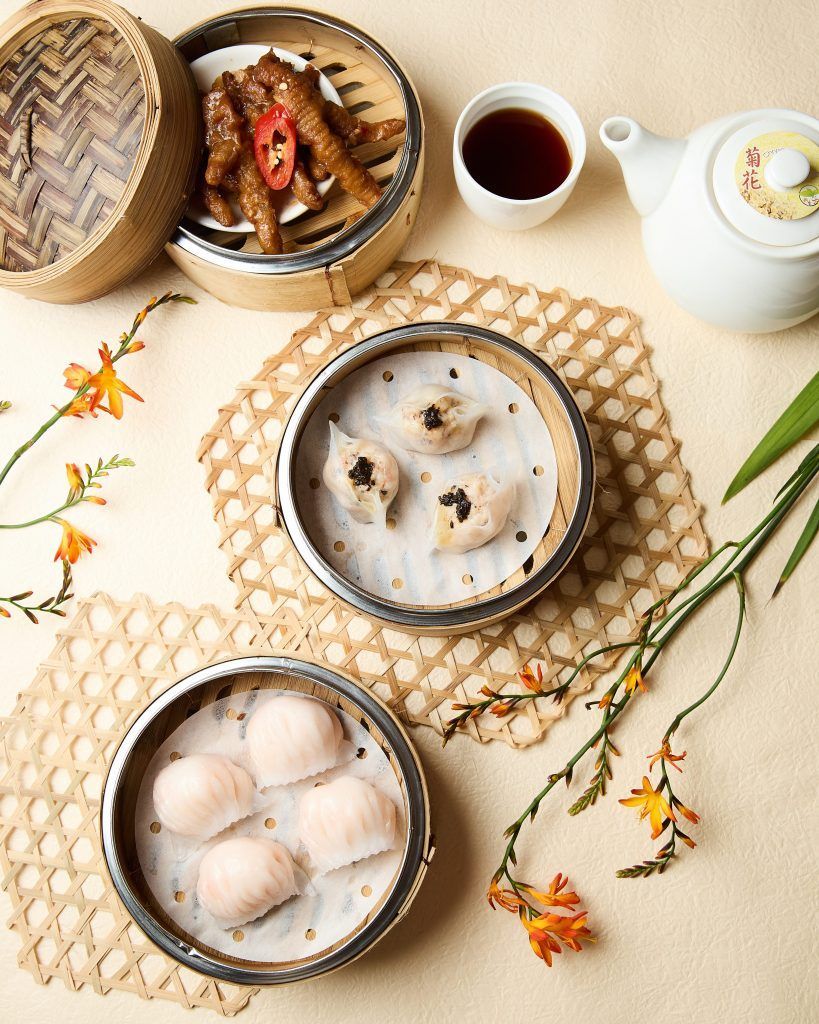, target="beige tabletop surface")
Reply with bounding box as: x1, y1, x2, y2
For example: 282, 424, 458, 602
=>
0, 1, 817, 1022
